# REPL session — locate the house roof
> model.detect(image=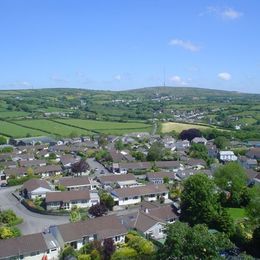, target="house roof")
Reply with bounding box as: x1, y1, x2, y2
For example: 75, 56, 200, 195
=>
59, 176, 90, 187
34, 165, 62, 174
98, 173, 136, 184
0, 233, 48, 258
4, 167, 27, 177
56, 215, 127, 242
60, 155, 80, 166
119, 162, 152, 170
146, 172, 176, 180
120, 204, 178, 233
22, 178, 51, 192
246, 148, 260, 159
111, 184, 168, 198
46, 190, 90, 203
19, 159, 46, 167
154, 161, 181, 169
